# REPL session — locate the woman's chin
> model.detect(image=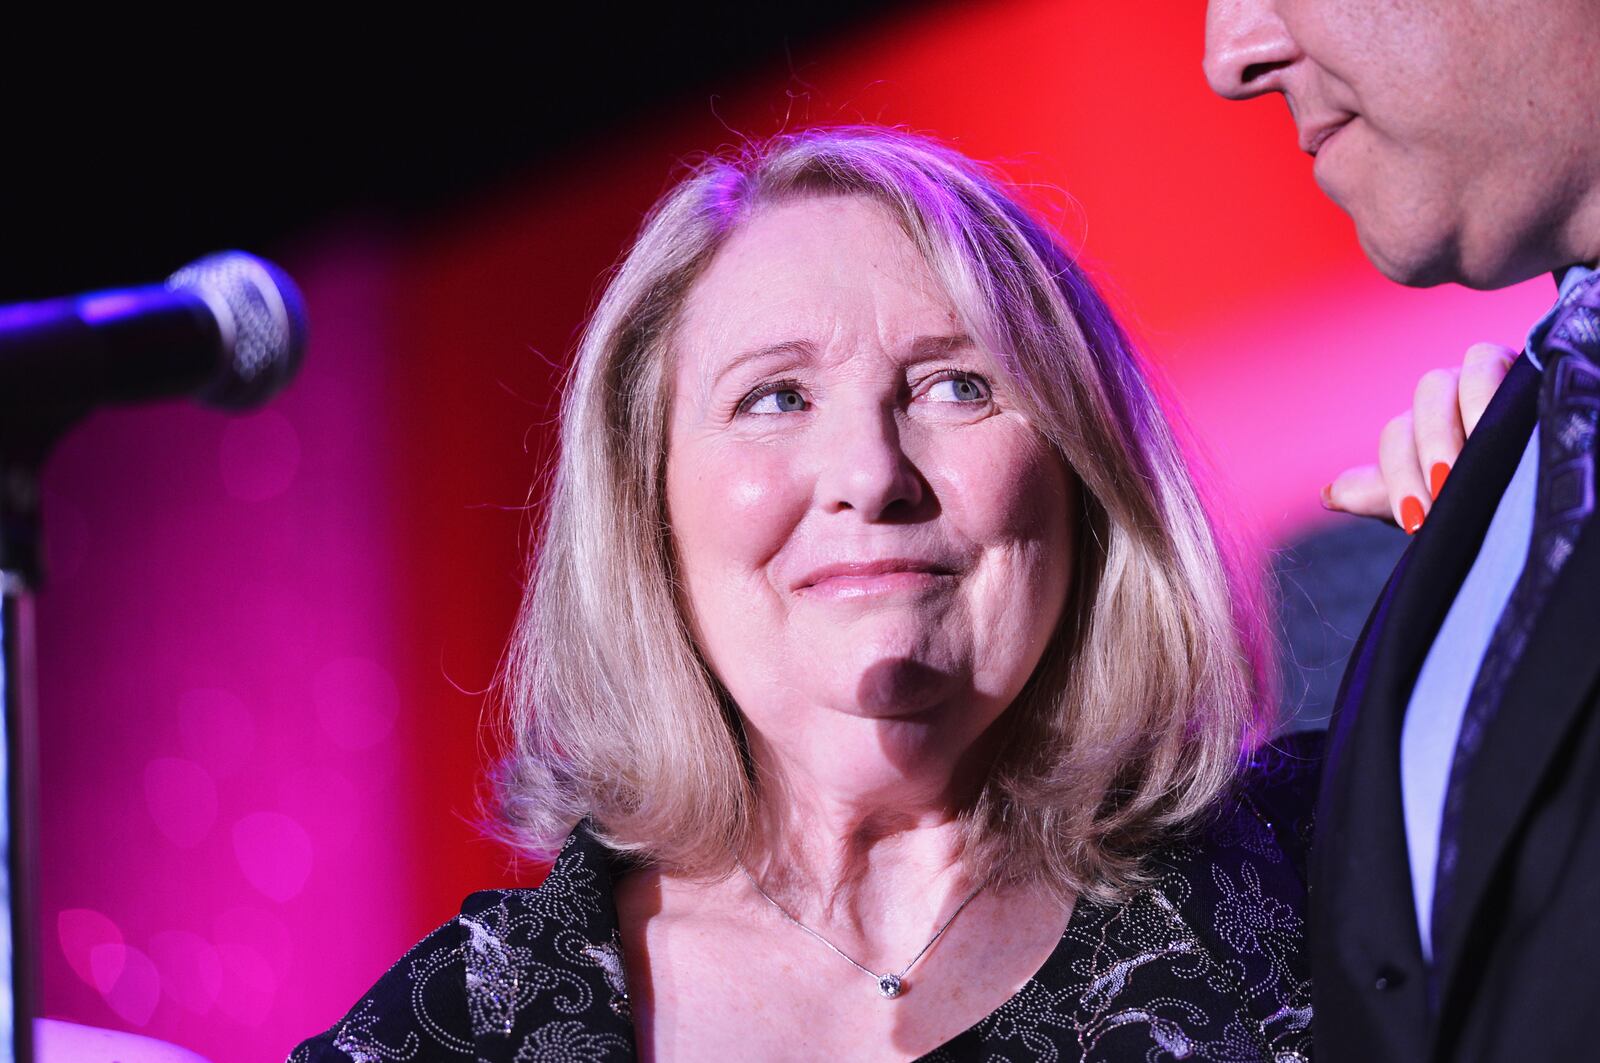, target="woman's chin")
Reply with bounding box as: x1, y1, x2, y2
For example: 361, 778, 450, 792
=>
851, 656, 963, 716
